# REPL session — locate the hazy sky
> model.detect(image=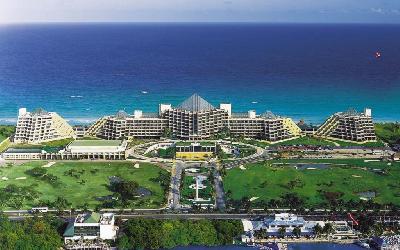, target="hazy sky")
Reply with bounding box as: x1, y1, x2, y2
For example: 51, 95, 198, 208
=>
1, 0, 400, 23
